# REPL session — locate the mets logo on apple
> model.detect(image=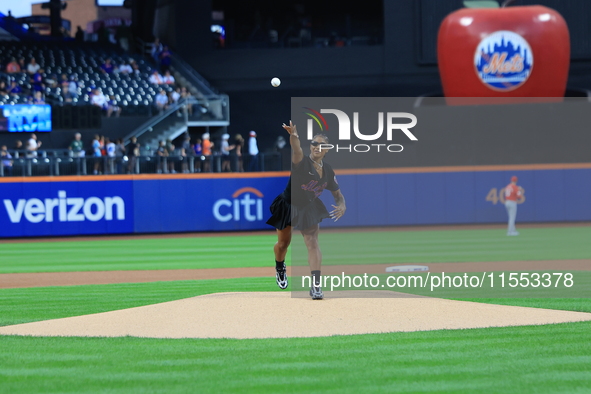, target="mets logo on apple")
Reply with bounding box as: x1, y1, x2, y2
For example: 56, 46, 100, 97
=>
474, 30, 534, 91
